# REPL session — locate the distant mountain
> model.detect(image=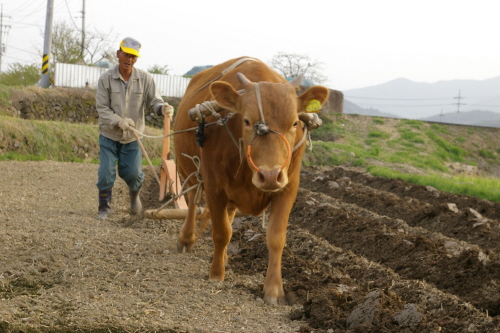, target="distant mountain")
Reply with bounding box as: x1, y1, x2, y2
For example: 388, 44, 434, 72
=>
343, 76, 500, 120
343, 99, 400, 118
